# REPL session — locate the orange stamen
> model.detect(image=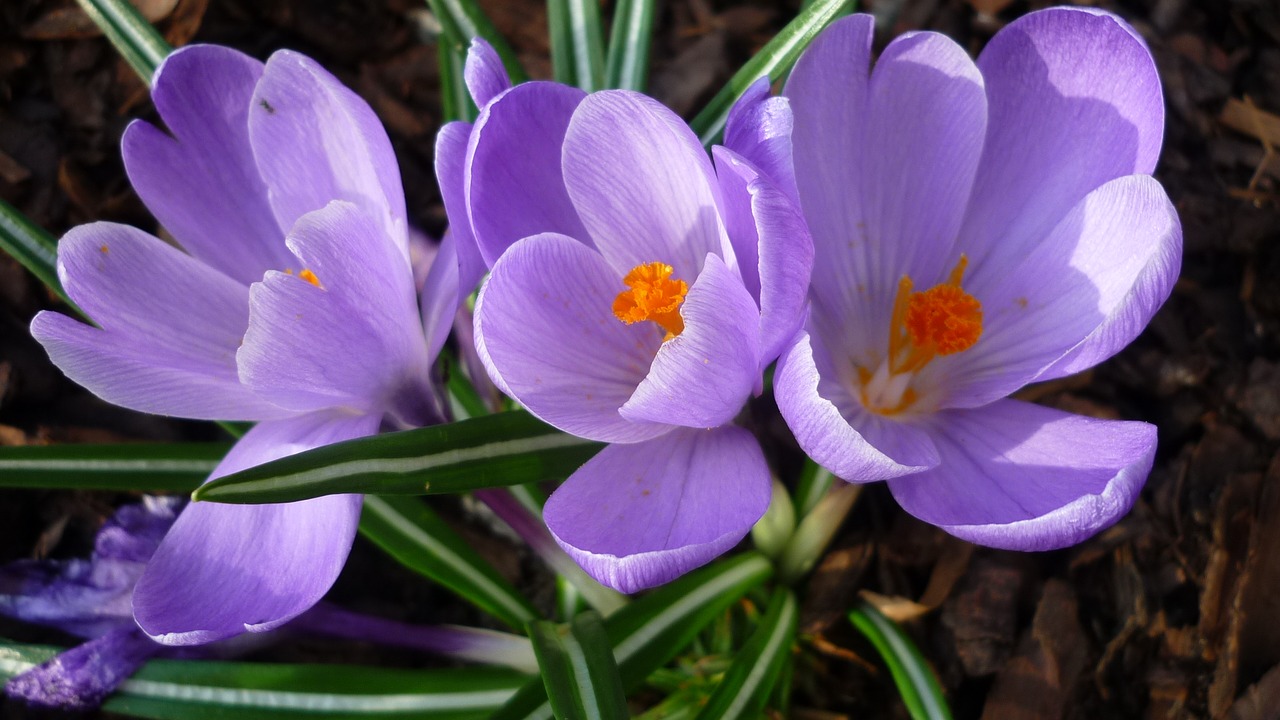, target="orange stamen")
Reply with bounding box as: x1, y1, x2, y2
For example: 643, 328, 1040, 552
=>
888, 256, 981, 374
613, 262, 687, 339
286, 268, 324, 288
